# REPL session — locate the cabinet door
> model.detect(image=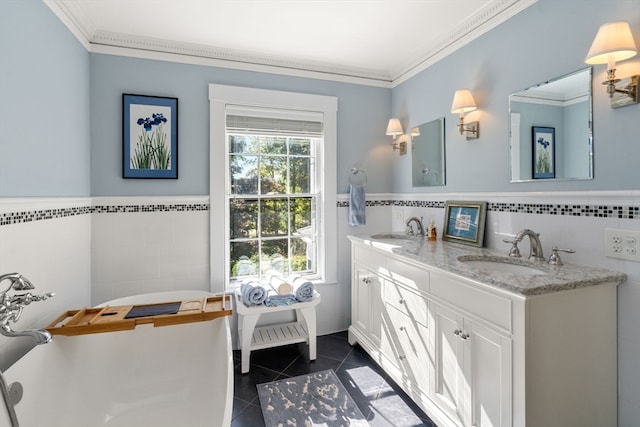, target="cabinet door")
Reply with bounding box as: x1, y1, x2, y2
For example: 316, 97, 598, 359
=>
353, 264, 382, 346
432, 301, 512, 427
432, 302, 466, 427
465, 319, 512, 427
